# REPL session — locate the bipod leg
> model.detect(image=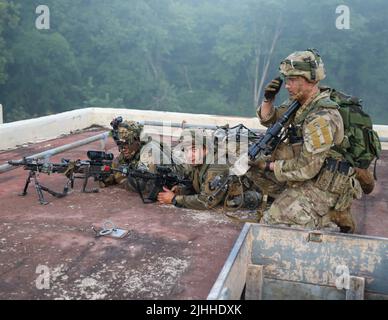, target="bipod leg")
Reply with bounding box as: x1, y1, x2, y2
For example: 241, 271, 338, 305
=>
70, 173, 75, 189
39, 184, 69, 199
32, 173, 49, 205
64, 176, 74, 194
19, 171, 33, 196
